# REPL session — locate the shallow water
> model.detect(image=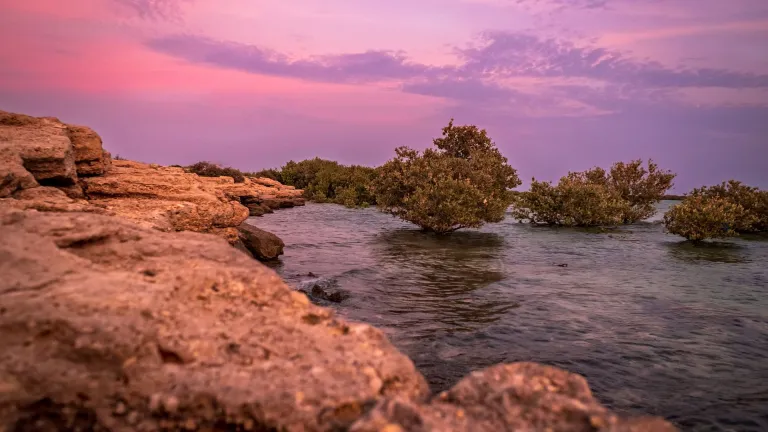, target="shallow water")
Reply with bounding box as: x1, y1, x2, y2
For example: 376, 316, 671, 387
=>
253, 201, 768, 431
